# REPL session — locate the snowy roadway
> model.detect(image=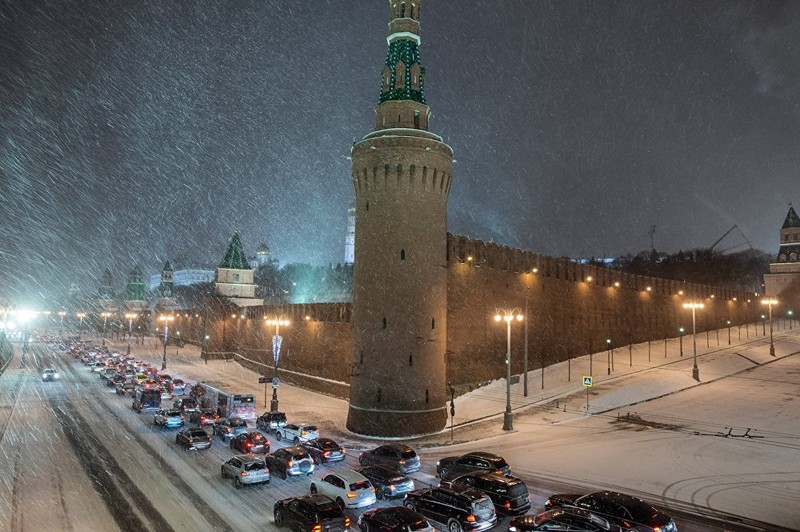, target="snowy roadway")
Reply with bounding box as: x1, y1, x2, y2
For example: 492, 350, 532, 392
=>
1, 326, 799, 531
